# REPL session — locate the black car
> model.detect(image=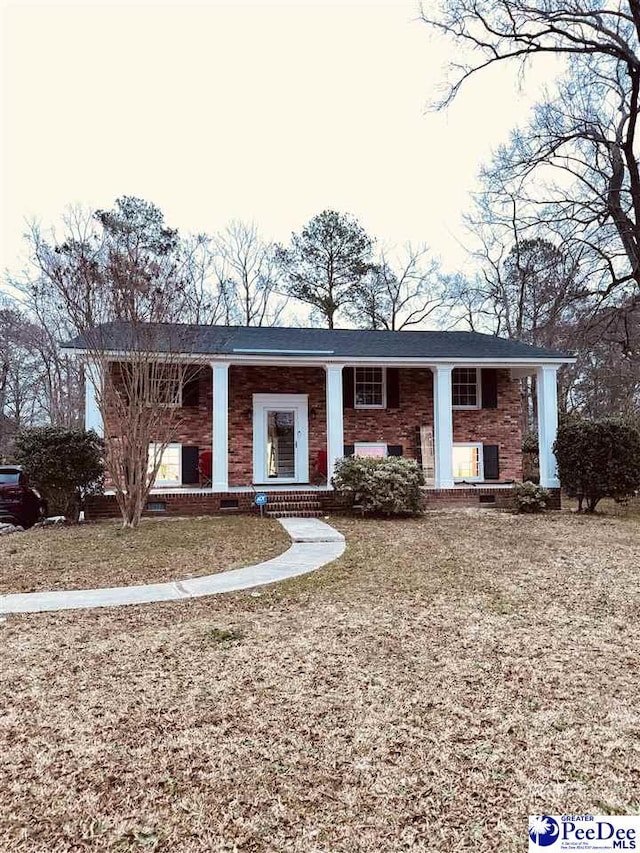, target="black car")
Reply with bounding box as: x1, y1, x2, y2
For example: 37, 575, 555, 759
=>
0, 466, 47, 528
